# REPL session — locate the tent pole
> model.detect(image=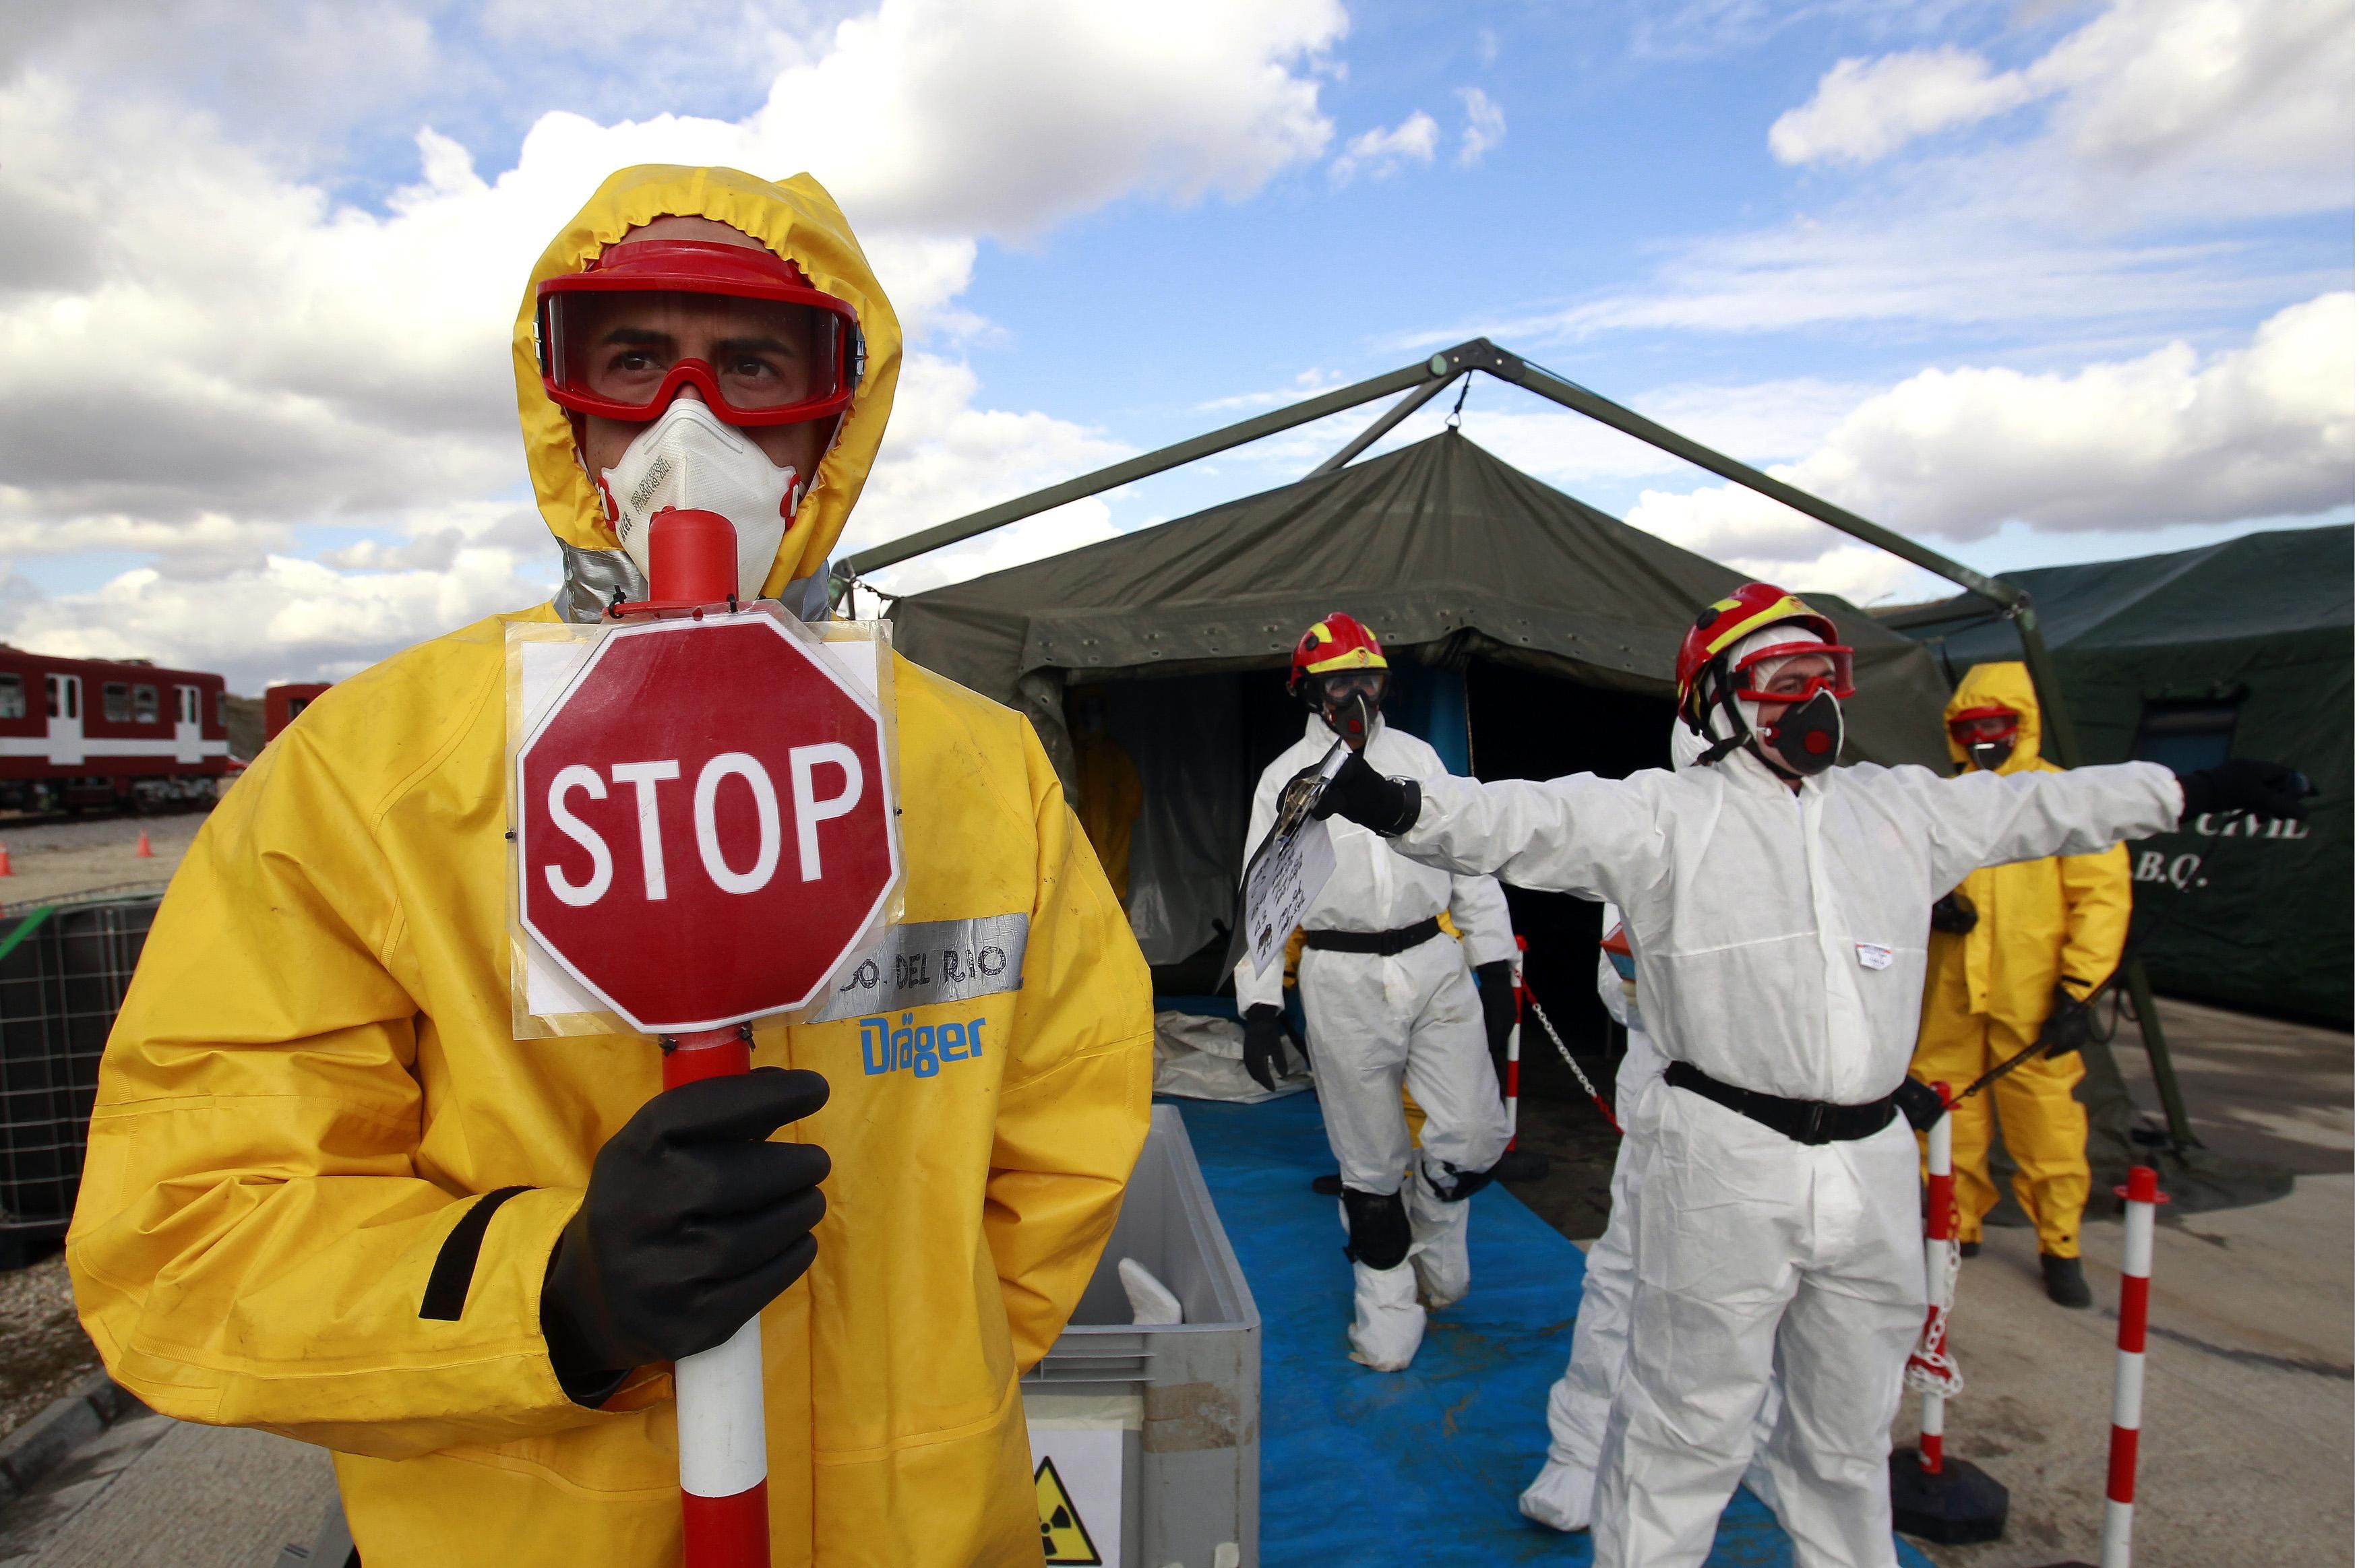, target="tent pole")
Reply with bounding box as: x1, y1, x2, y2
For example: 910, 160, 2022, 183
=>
832, 340, 1523, 598
1306, 375, 1453, 477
